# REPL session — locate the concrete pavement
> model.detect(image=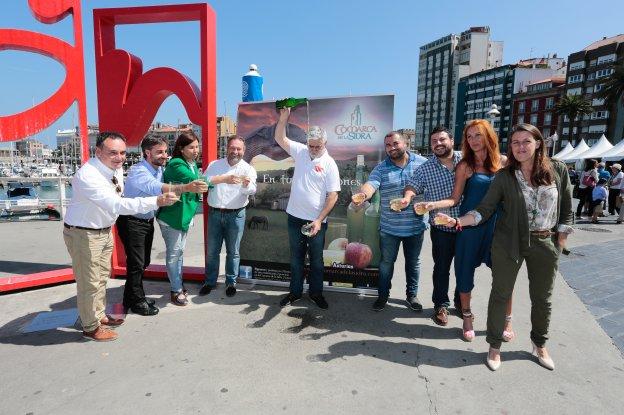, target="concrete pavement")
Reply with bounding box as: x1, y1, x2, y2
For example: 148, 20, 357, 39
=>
1, 212, 624, 414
